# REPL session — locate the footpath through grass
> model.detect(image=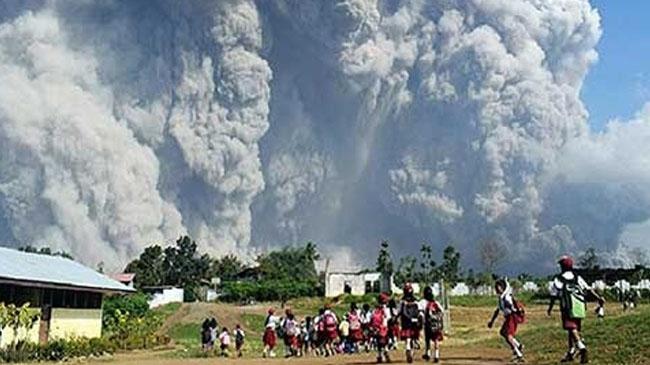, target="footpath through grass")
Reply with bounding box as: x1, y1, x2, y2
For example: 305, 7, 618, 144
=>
474, 305, 650, 365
